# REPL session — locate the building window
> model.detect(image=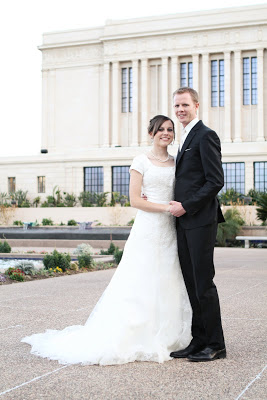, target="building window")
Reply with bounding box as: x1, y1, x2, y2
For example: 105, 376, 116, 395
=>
180, 62, 193, 87
254, 162, 267, 192
37, 176, 46, 193
112, 166, 130, 198
211, 60, 224, 107
121, 67, 132, 113
84, 167, 104, 193
243, 57, 257, 105
222, 163, 245, 194
8, 177, 16, 193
